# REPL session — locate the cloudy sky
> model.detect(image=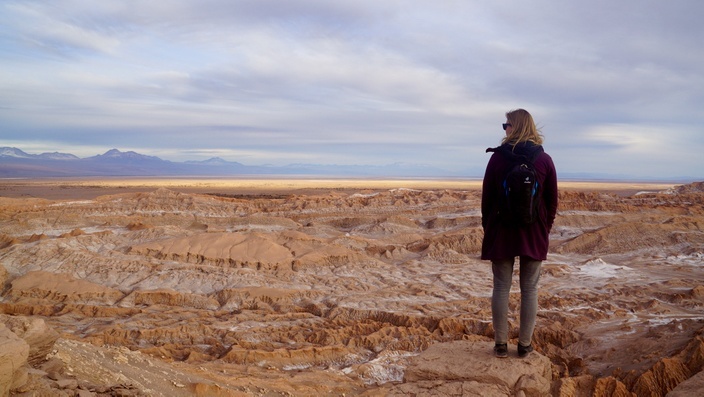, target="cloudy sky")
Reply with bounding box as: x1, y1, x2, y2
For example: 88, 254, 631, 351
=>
1, 1, 702, 180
